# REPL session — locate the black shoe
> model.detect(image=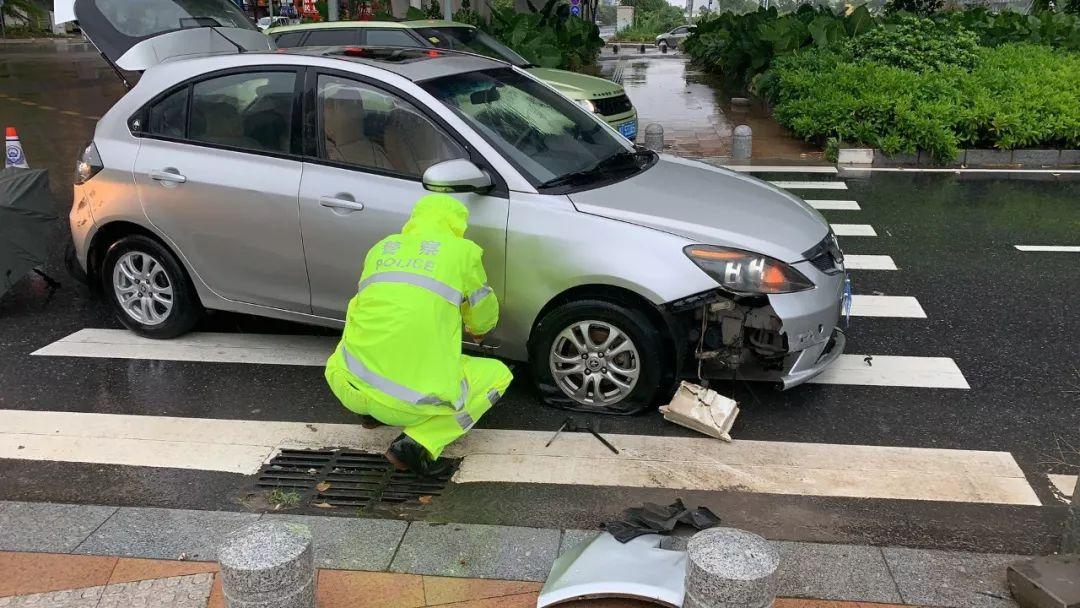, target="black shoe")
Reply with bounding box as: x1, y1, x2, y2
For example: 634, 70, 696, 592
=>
387, 434, 451, 478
